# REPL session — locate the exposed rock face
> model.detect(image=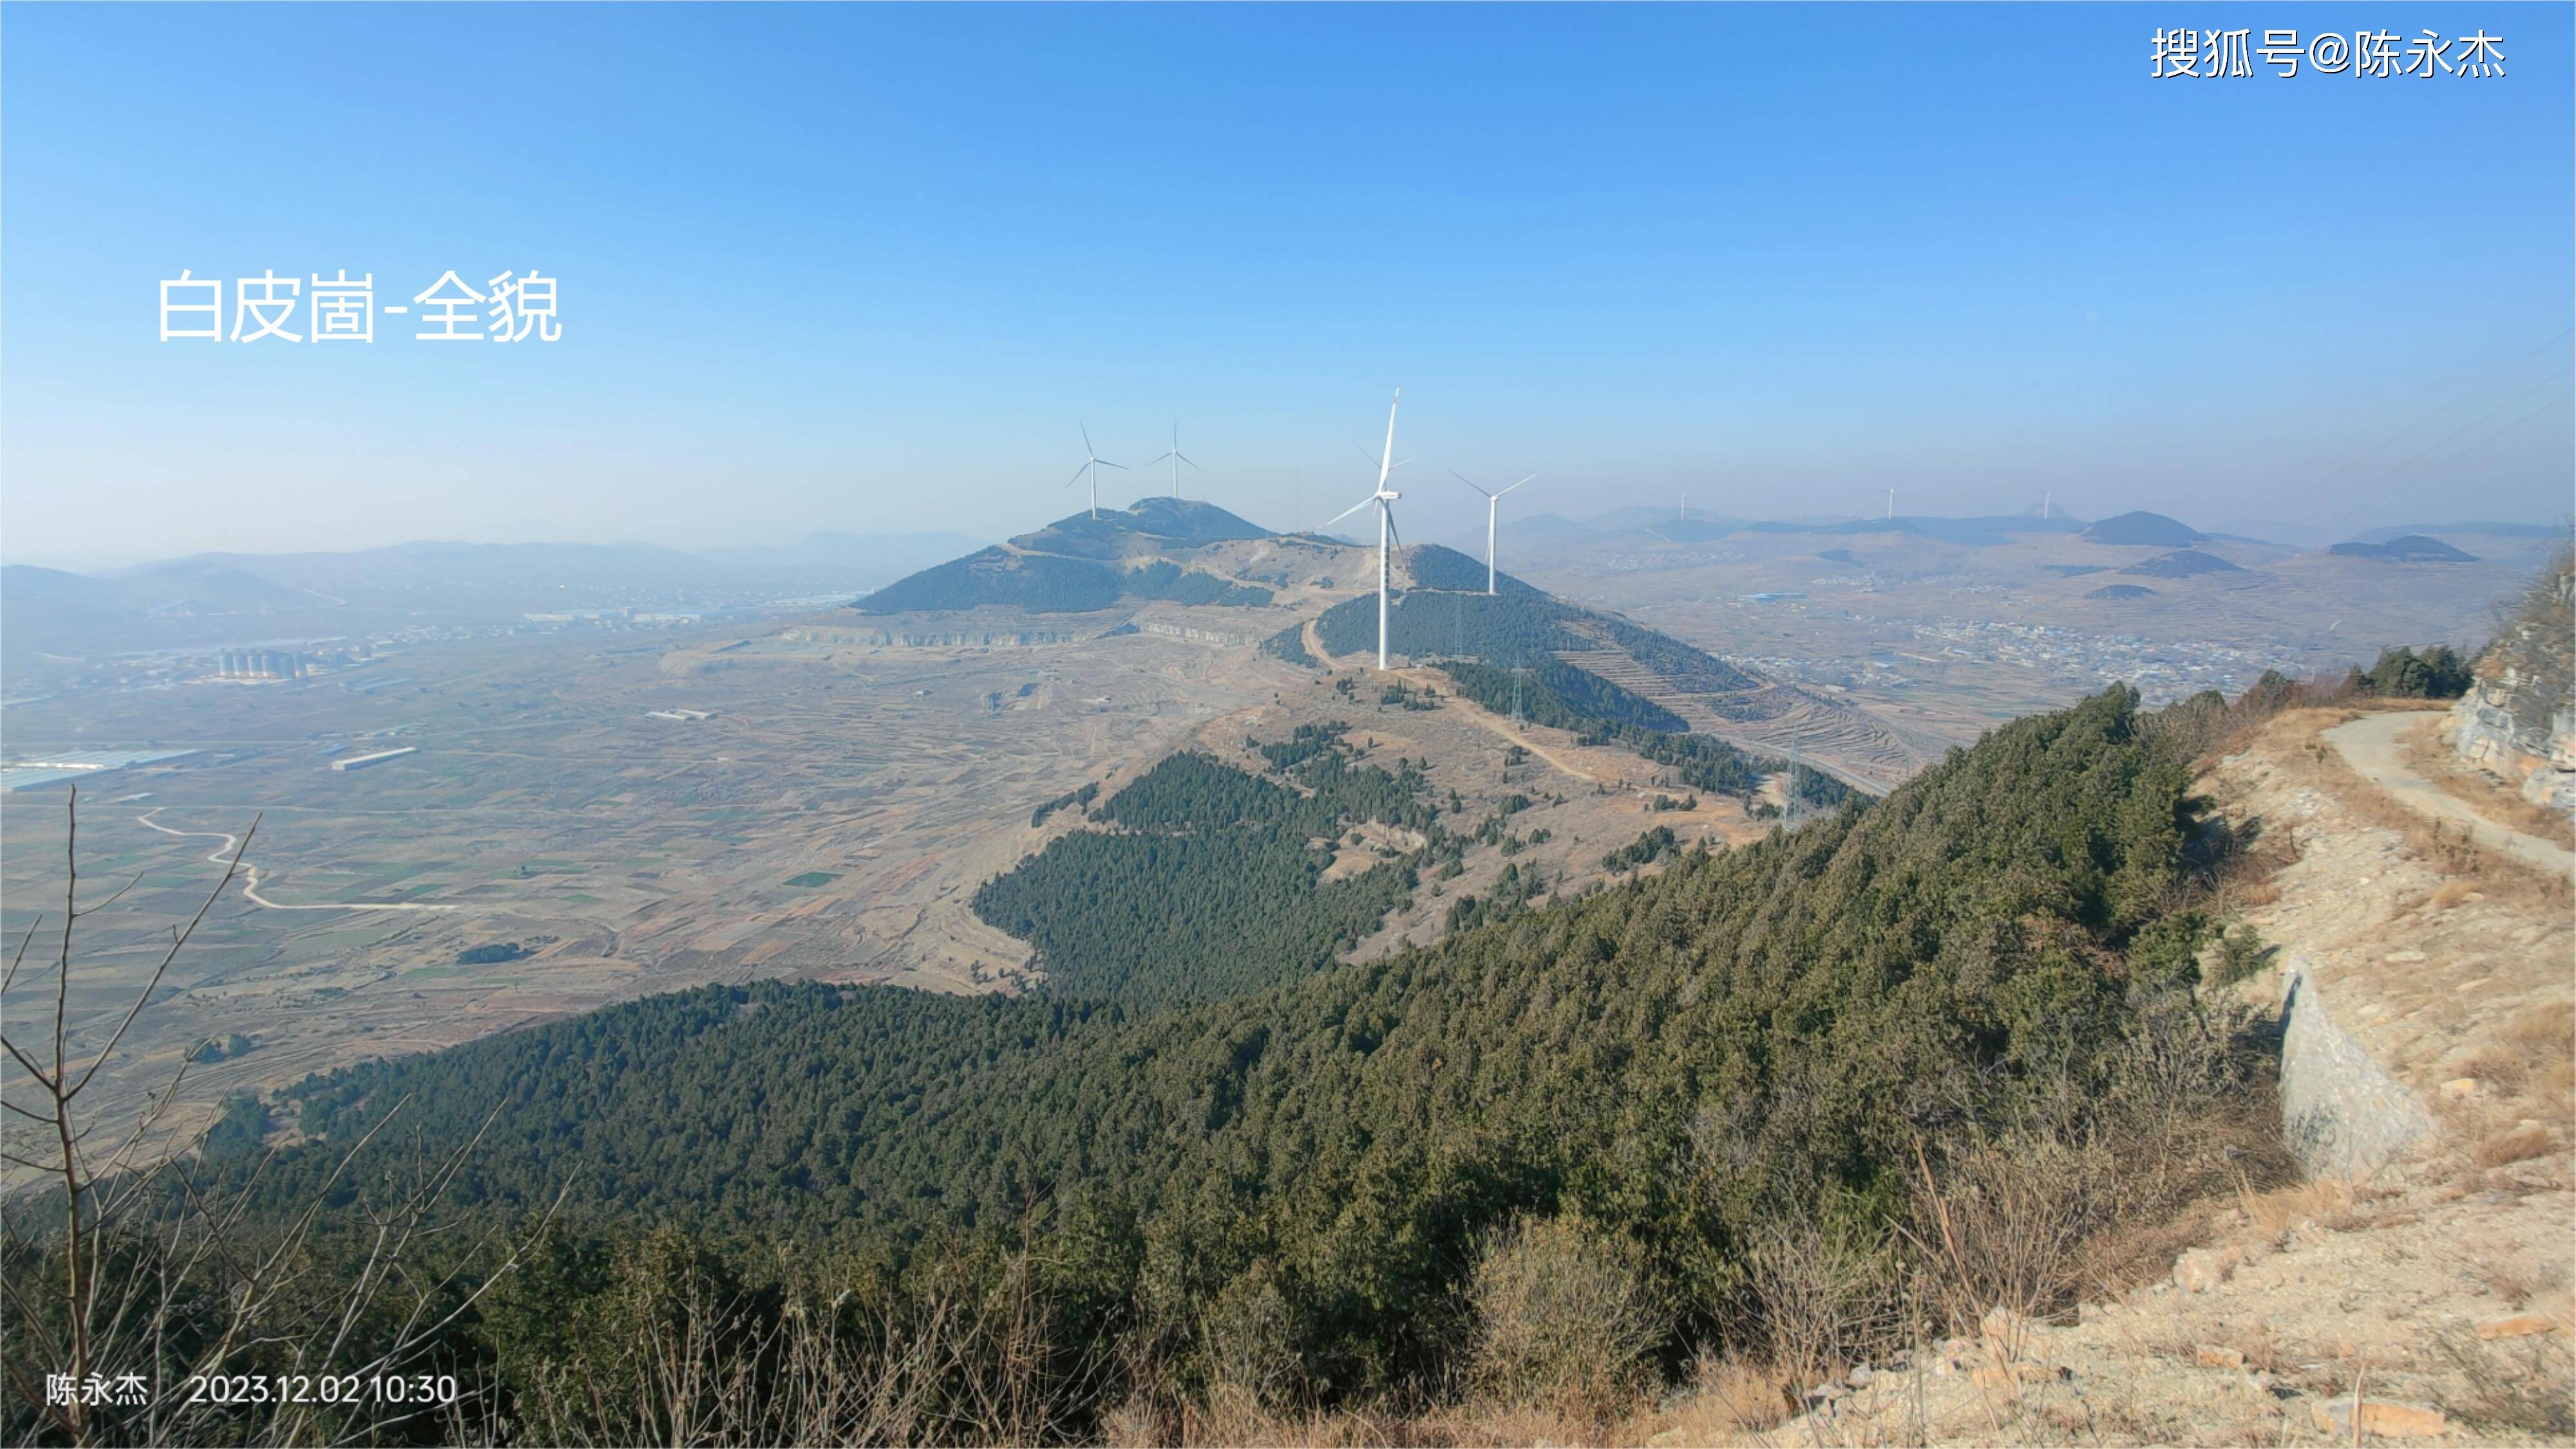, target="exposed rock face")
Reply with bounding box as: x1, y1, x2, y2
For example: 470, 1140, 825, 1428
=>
2277, 963, 2432, 1178
2450, 548, 2573, 813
